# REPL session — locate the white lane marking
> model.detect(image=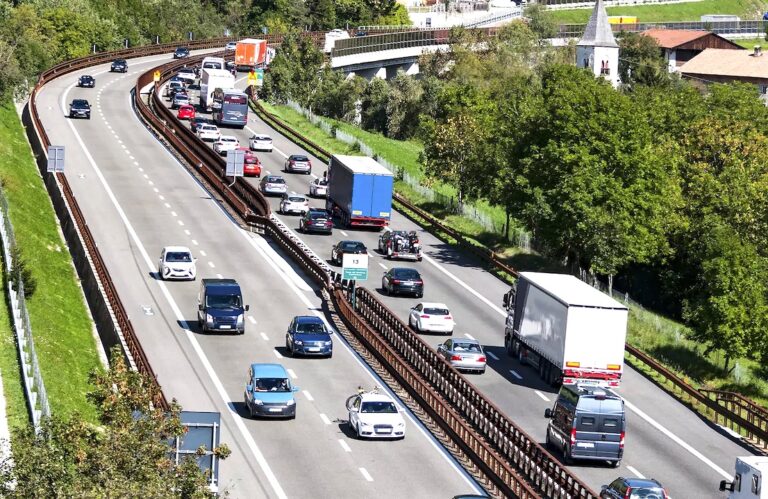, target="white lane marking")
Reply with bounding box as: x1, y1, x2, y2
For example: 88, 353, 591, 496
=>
535, 390, 550, 402
59, 81, 288, 499
133, 161, 139, 166
191, 239, 199, 245
273, 349, 283, 359
260, 332, 269, 341
184, 229, 191, 236
626, 466, 646, 479
245, 125, 289, 158
464, 333, 475, 340
162, 201, 169, 207
148, 180, 154, 186
177, 220, 183, 226
303, 390, 314, 401
622, 398, 732, 480
248, 316, 257, 324
378, 262, 387, 269
338, 439, 352, 452
486, 351, 499, 361
143, 173, 149, 179
320, 413, 331, 425
509, 370, 523, 380
129, 155, 134, 160
359, 468, 373, 482
340, 230, 348, 237
207, 261, 215, 268
170, 211, 177, 217
199, 250, 207, 256
153, 188, 159, 193
367, 252, 374, 258
287, 369, 297, 379
215, 273, 223, 278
